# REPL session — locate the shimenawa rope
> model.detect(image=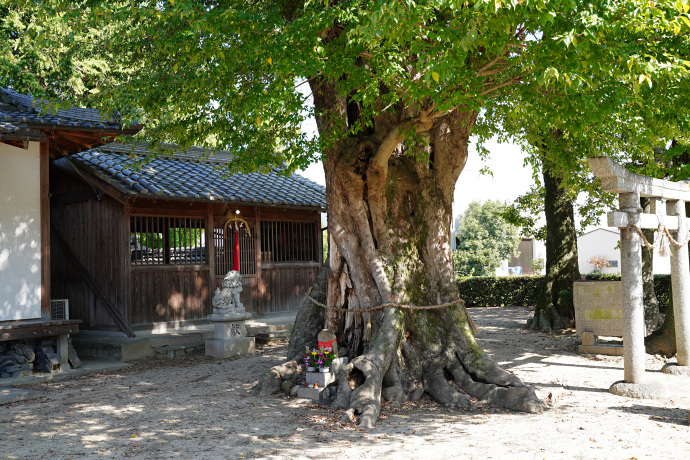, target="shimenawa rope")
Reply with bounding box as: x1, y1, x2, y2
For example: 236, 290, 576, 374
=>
303, 293, 465, 313
627, 221, 690, 254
